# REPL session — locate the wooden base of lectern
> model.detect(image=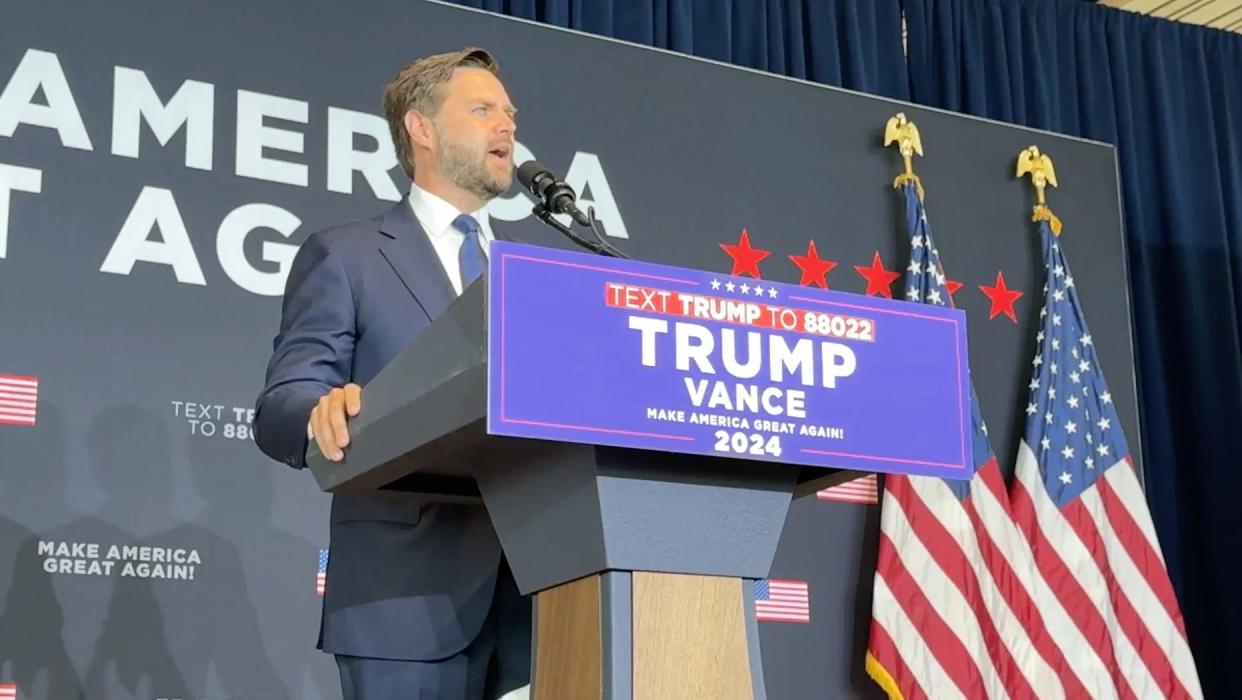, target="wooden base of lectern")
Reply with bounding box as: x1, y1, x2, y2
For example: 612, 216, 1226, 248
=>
533, 572, 757, 700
